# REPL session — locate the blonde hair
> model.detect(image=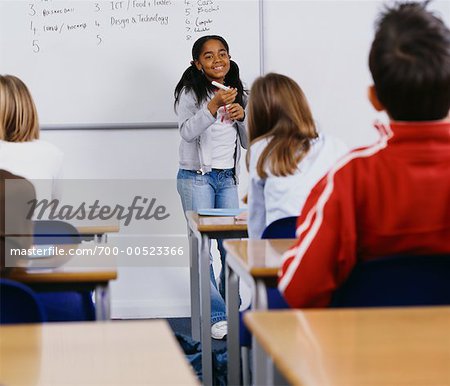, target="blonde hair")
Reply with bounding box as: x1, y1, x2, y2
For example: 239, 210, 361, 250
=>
247, 73, 318, 178
0, 75, 39, 142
